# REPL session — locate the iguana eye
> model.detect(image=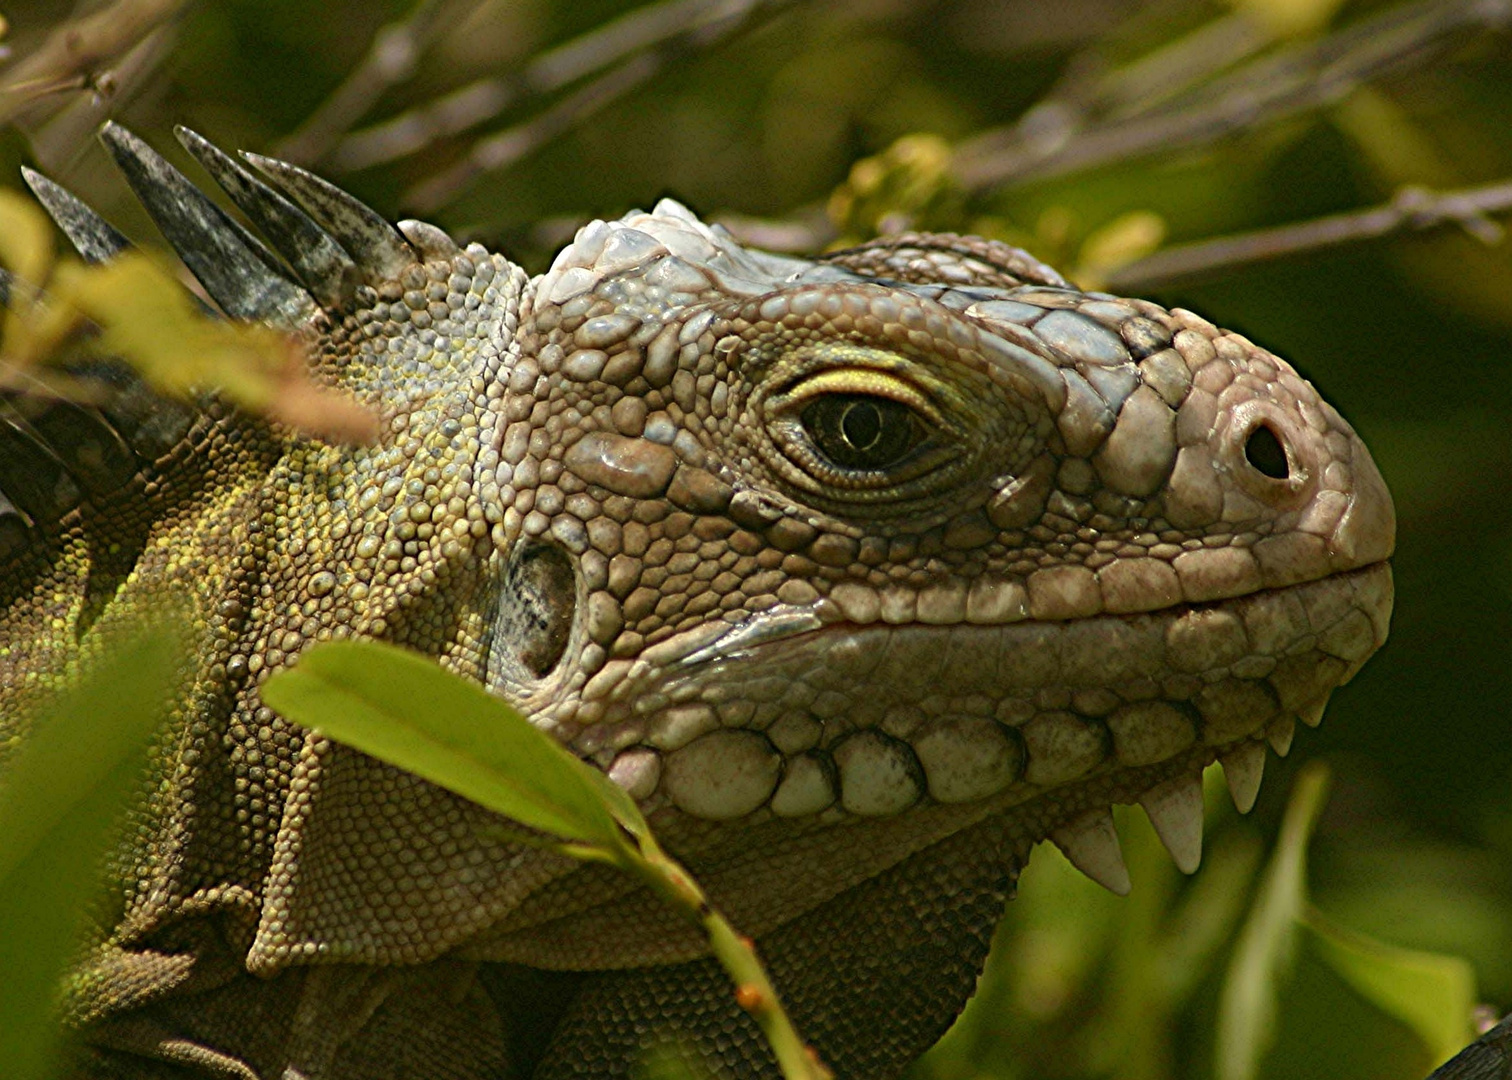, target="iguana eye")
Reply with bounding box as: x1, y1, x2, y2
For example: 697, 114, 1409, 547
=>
801, 394, 921, 471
